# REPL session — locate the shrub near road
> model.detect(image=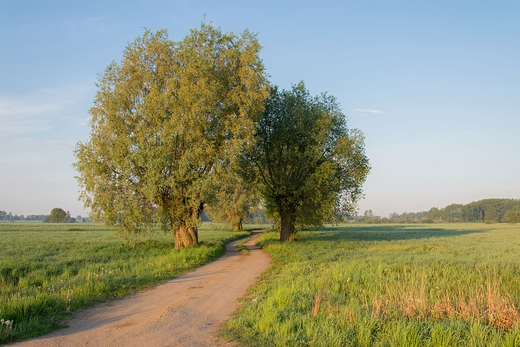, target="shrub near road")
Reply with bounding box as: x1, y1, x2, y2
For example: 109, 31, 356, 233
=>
0, 223, 249, 343
224, 224, 519, 346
